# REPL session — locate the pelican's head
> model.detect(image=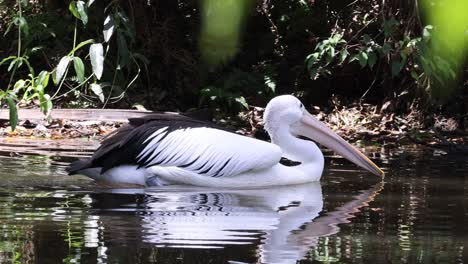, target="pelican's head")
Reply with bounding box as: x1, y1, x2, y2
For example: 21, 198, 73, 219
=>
264, 95, 384, 177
